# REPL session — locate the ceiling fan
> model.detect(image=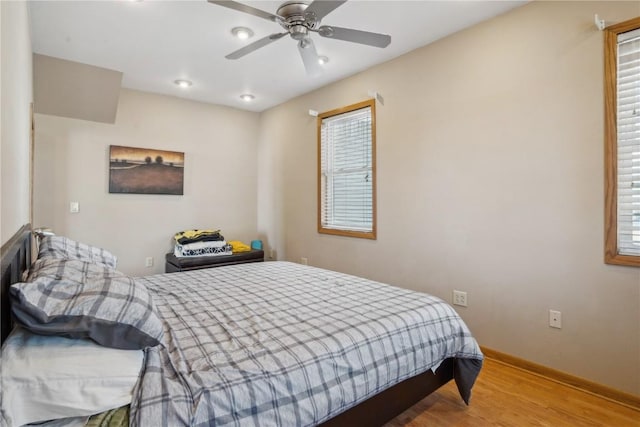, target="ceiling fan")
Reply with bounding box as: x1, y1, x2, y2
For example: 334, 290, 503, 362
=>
208, 0, 391, 76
